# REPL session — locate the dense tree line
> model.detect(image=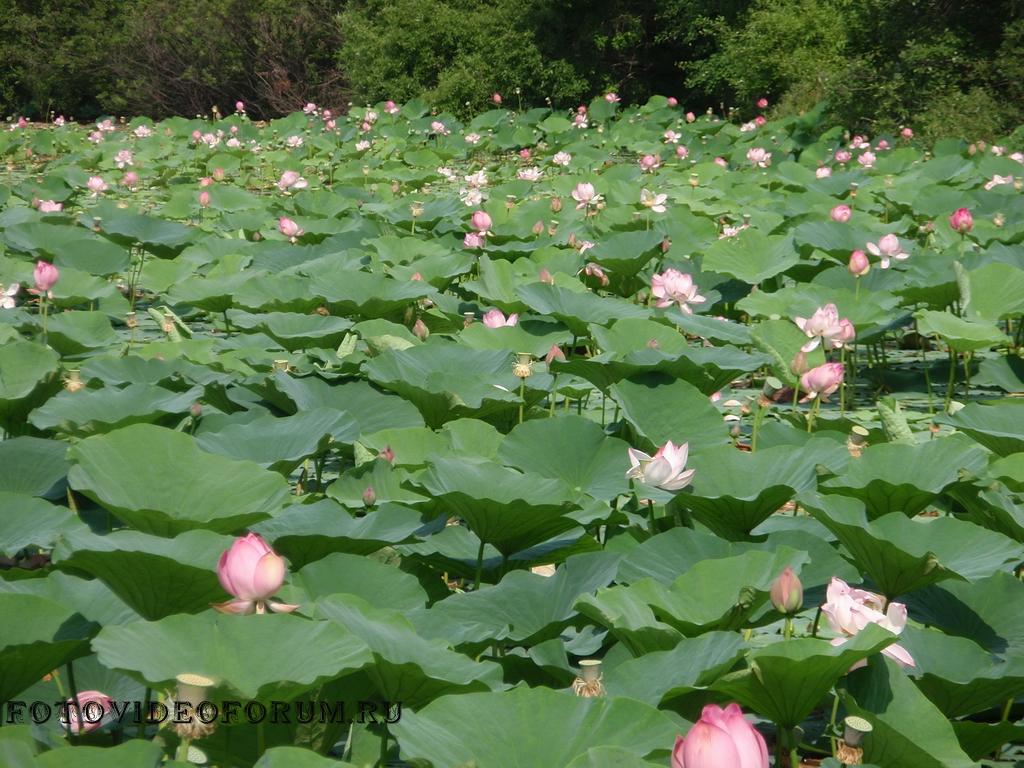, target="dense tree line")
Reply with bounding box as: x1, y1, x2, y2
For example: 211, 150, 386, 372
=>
1, 0, 1021, 139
